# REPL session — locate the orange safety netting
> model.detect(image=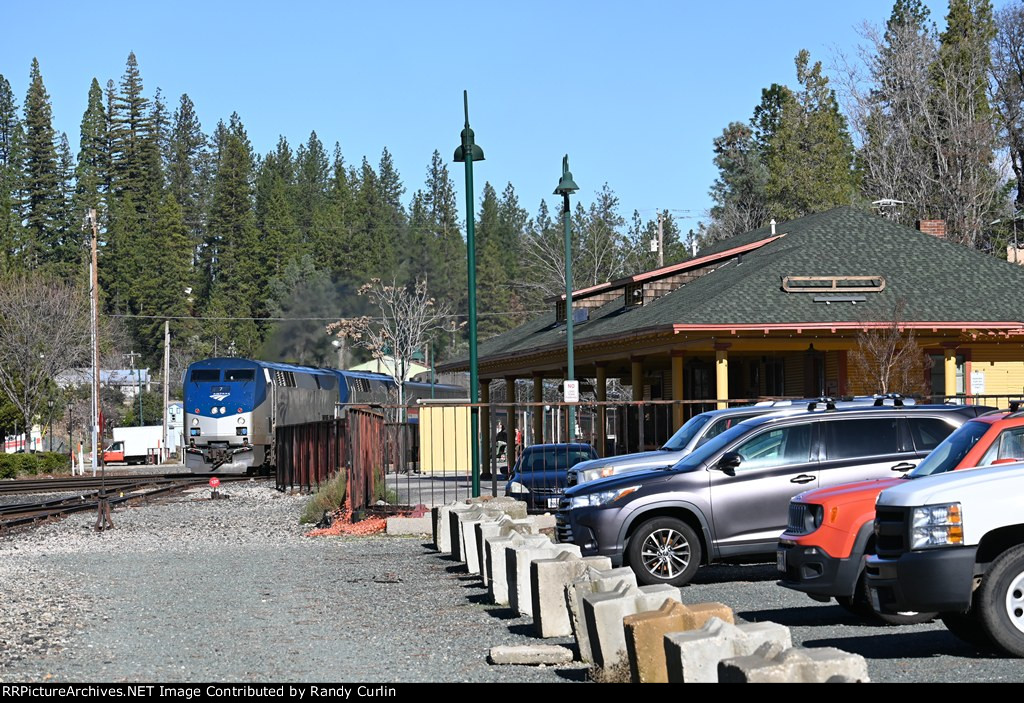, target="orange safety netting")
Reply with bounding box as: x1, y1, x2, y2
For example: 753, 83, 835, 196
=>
304, 497, 388, 537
